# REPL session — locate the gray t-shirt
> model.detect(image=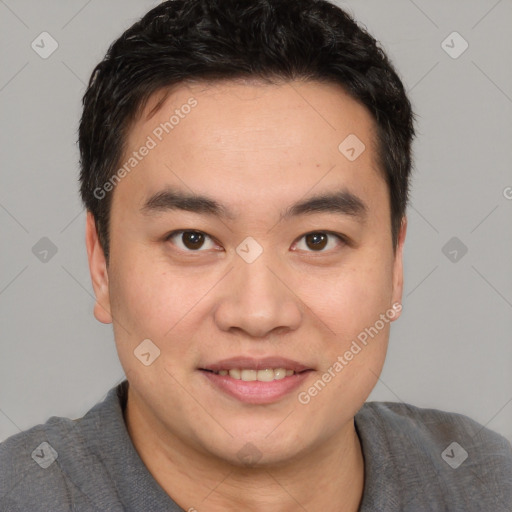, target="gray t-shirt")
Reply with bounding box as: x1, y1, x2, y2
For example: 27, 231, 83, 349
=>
1, 381, 511, 511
